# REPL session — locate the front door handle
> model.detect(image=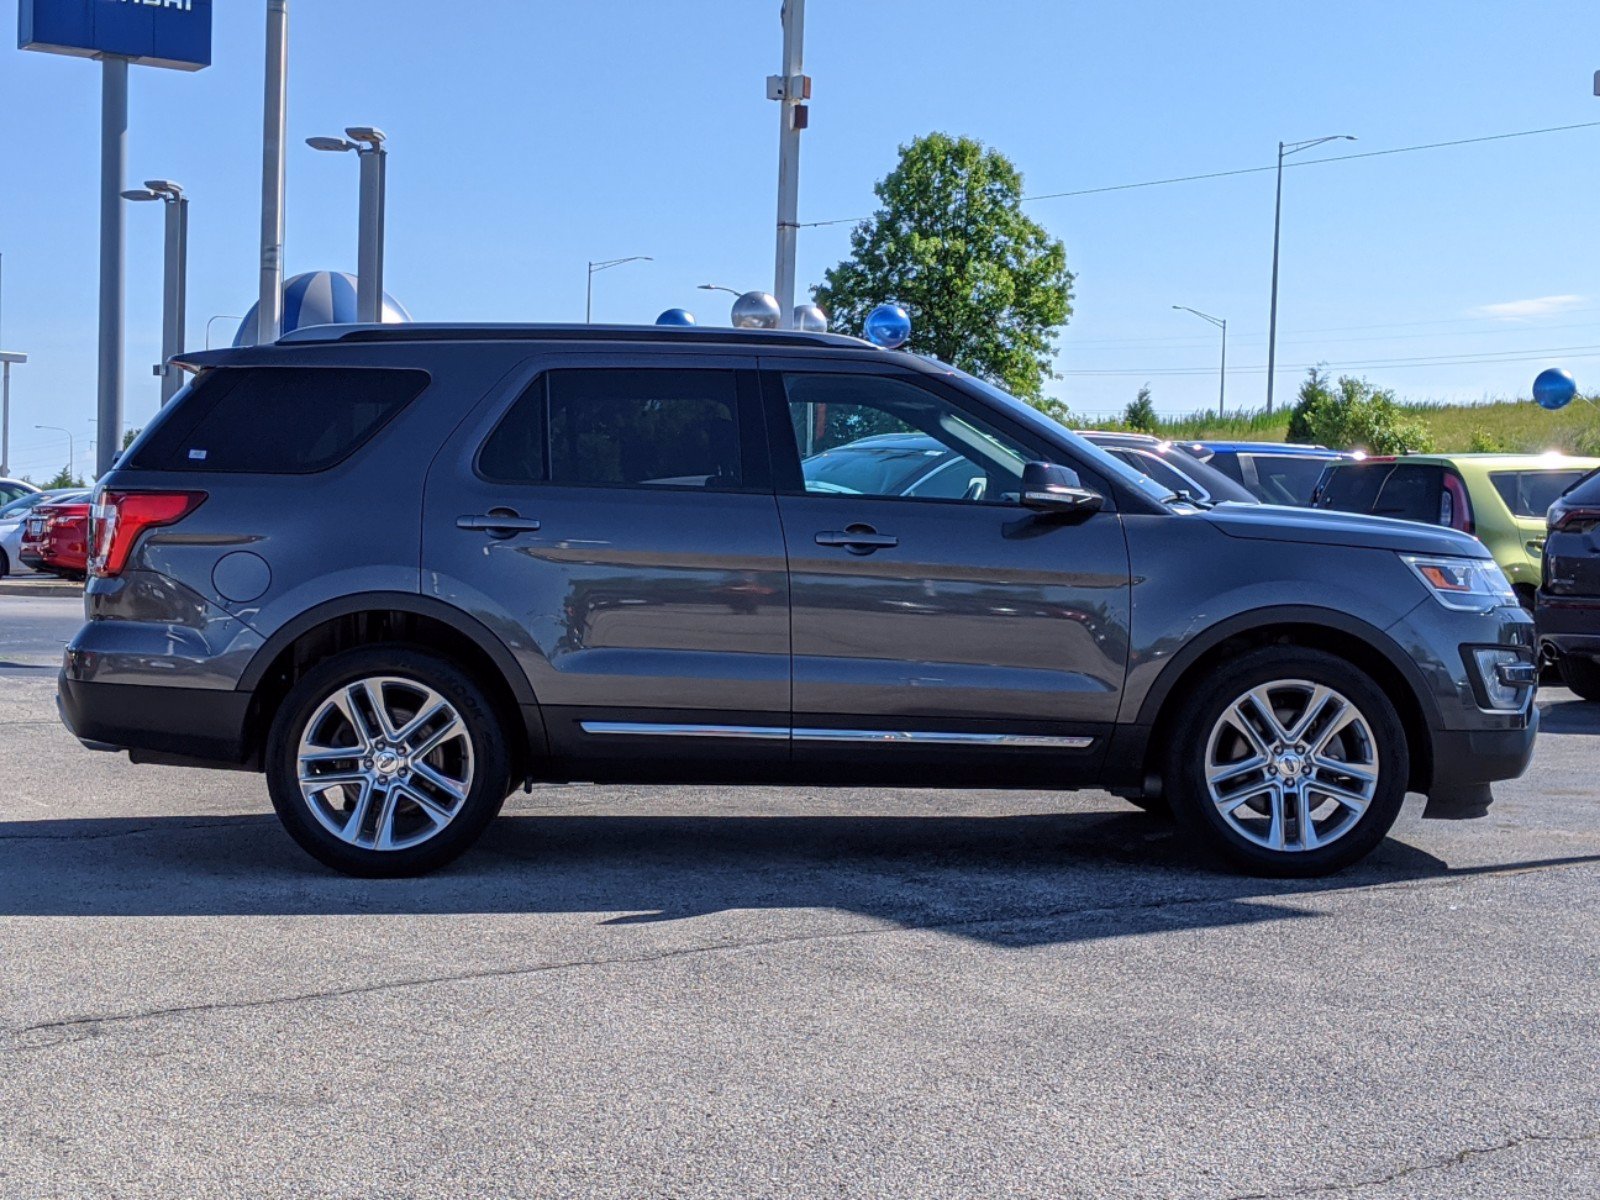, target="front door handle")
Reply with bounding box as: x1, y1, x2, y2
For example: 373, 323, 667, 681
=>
457, 510, 542, 538
815, 524, 899, 554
